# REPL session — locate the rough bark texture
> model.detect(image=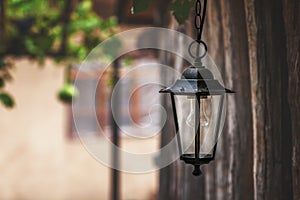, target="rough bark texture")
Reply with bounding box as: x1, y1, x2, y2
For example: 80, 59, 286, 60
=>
282, 0, 300, 200
247, 0, 294, 199
220, 0, 254, 199
158, 0, 299, 199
